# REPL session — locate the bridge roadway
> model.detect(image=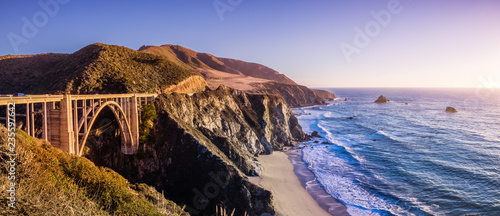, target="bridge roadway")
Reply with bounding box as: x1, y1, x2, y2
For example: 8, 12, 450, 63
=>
0, 94, 157, 156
